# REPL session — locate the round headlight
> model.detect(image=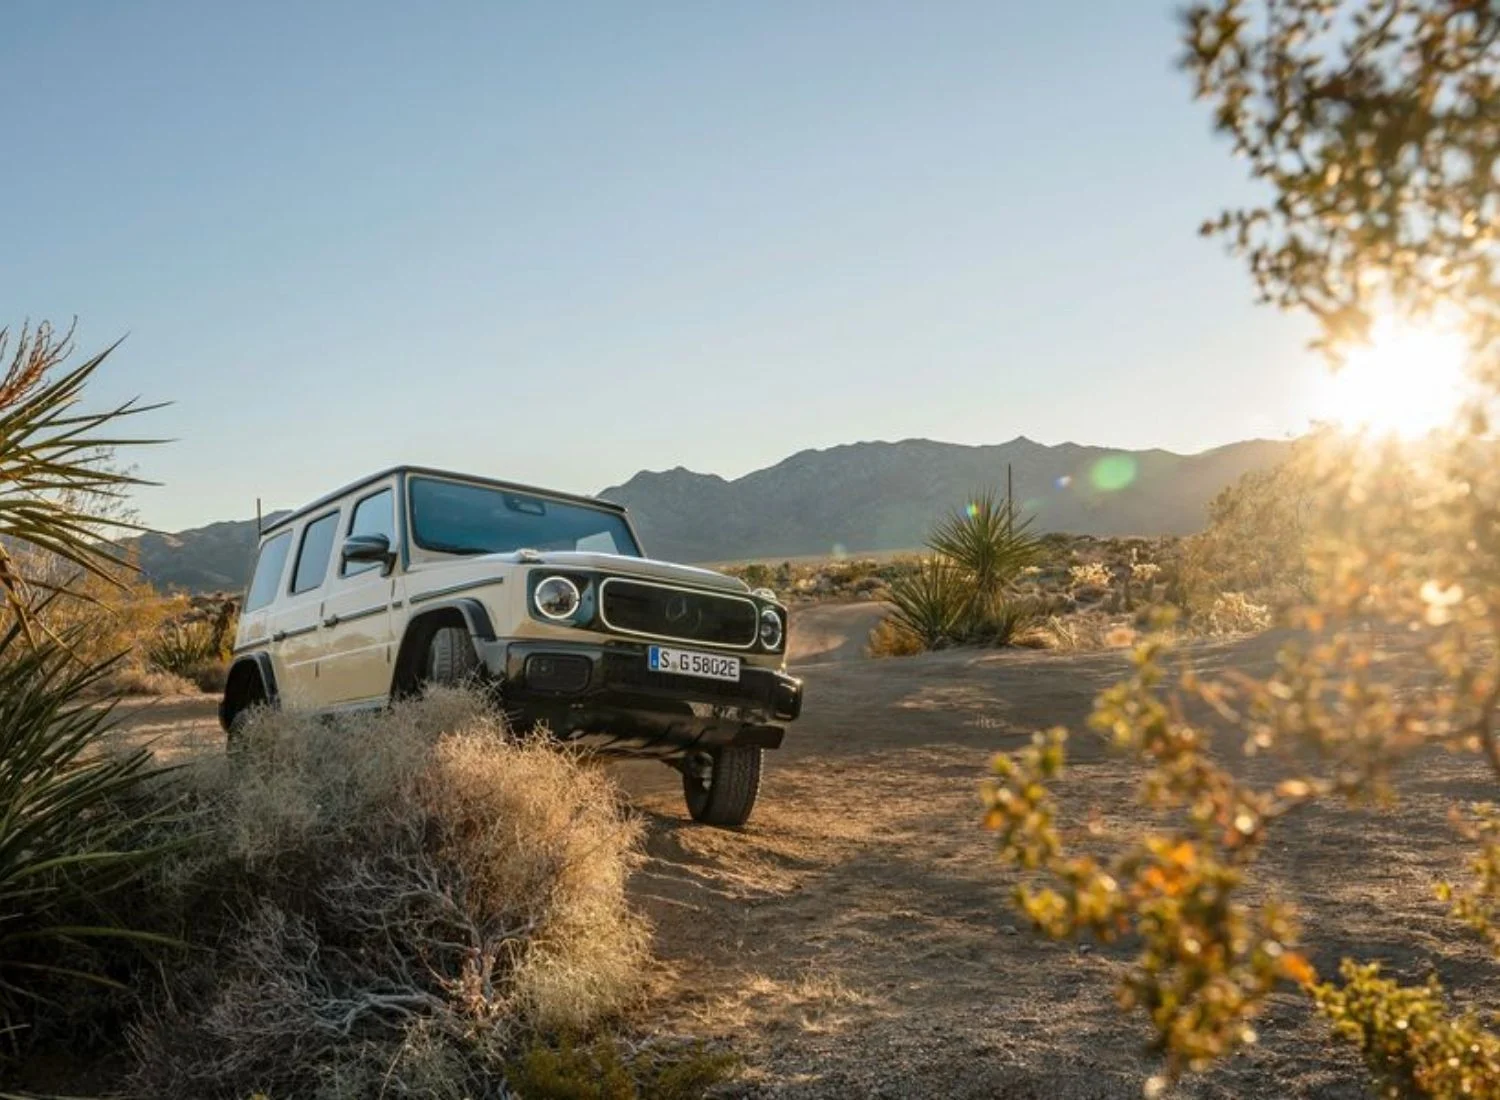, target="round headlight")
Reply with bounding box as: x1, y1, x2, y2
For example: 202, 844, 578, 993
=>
534, 575, 582, 621
759, 607, 784, 650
